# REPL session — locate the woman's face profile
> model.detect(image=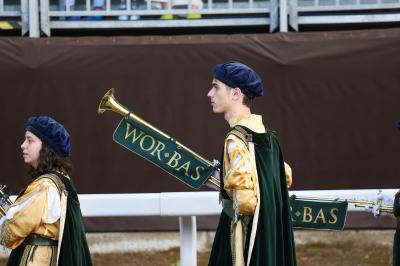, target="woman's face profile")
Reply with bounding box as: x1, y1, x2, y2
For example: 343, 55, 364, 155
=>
21, 131, 42, 168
